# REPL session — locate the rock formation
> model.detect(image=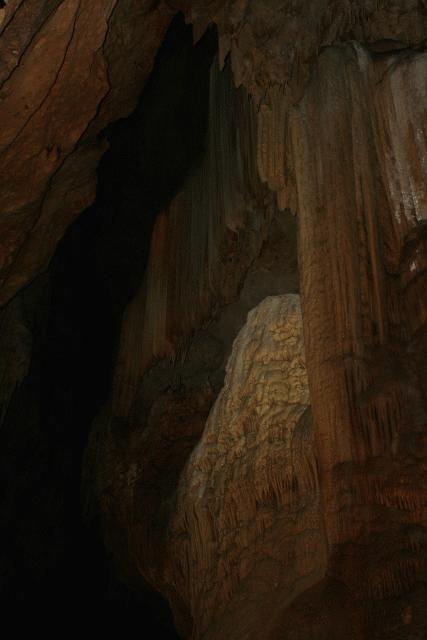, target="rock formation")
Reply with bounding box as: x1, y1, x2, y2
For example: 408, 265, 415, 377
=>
0, 0, 174, 304
293, 42, 427, 607
0, 2, 426, 638
168, 295, 323, 639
